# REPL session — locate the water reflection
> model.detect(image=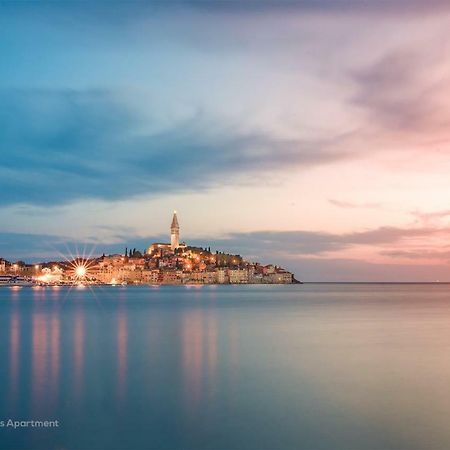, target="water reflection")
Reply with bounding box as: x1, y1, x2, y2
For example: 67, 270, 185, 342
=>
206, 313, 218, 400
181, 308, 240, 419
10, 285, 21, 300
227, 321, 240, 400
4, 289, 246, 418
32, 309, 48, 413
8, 307, 20, 410
32, 285, 45, 301
10, 285, 450, 449
117, 306, 128, 401
73, 306, 85, 400
49, 305, 60, 406
182, 310, 205, 412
